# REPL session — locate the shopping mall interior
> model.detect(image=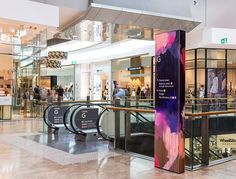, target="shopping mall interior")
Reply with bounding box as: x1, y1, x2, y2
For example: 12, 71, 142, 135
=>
0, 0, 236, 178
